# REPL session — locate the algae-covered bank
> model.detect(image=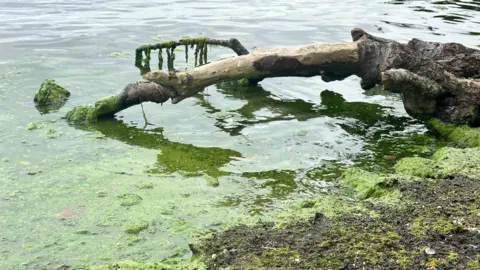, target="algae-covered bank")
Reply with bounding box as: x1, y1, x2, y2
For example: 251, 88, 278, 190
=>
192, 147, 480, 270
2, 1, 480, 270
